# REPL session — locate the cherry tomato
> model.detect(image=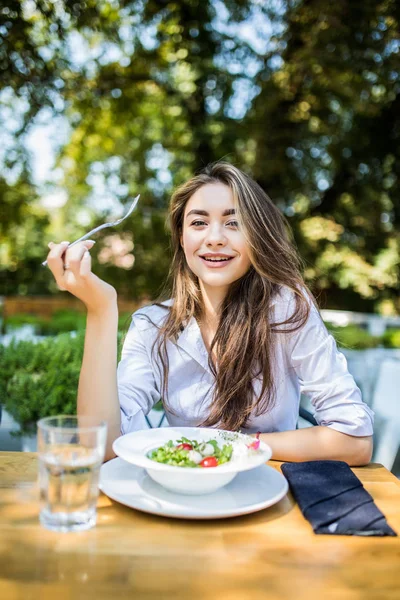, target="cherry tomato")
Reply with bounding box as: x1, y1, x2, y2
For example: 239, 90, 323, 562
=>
176, 443, 193, 451
200, 456, 218, 468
